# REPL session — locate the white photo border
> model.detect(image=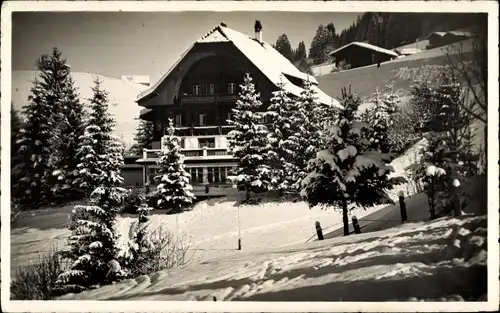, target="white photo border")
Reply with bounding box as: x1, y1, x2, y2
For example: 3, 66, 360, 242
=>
1, 1, 498, 312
